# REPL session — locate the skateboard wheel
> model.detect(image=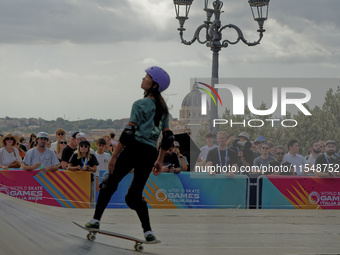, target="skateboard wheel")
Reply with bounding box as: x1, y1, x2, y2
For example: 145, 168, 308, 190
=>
87, 233, 96, 241
134, 243, 144, 252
